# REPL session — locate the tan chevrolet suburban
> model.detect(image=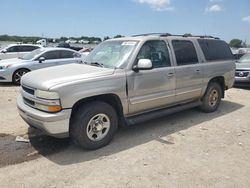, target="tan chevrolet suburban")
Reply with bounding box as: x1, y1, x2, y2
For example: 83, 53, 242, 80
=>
17, 33, 236, 150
